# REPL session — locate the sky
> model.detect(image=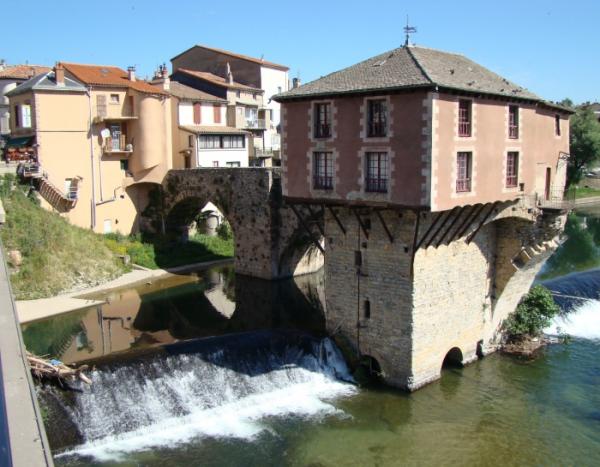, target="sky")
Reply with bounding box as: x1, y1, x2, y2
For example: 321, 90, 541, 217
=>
2, 0, 598, 104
